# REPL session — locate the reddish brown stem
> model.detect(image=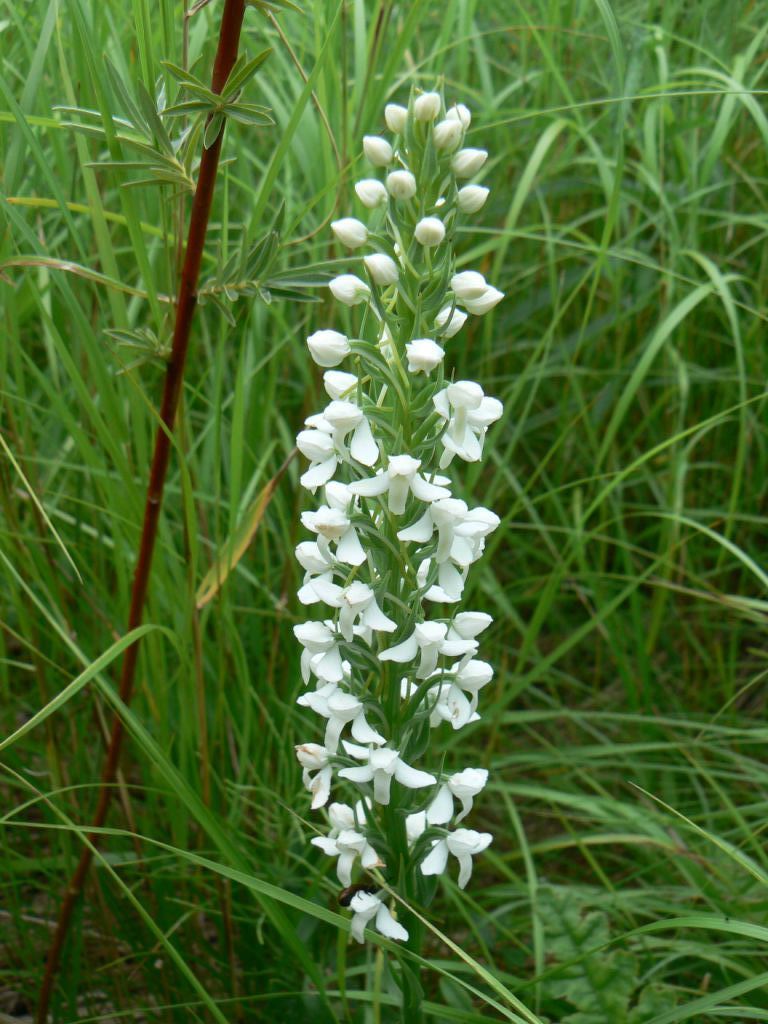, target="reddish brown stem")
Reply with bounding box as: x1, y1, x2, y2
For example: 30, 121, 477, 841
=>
36, 3, 246, 1019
